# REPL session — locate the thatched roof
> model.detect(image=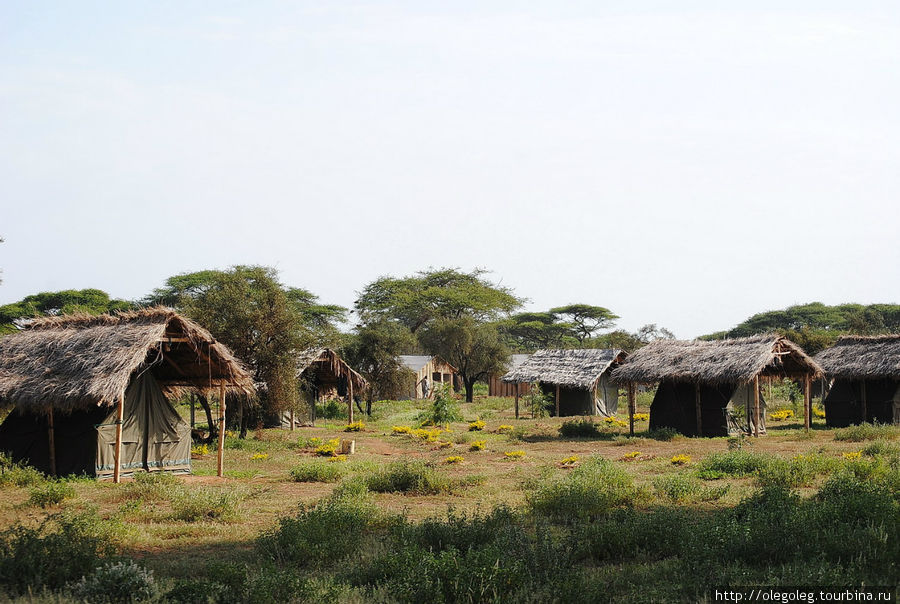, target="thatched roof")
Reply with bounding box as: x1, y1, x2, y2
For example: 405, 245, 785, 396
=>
296, 348, 368, 392
814, 335, 900, 380
611, 334, 822, 385
0, 307, 254, 413
502, 349, 625, 389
